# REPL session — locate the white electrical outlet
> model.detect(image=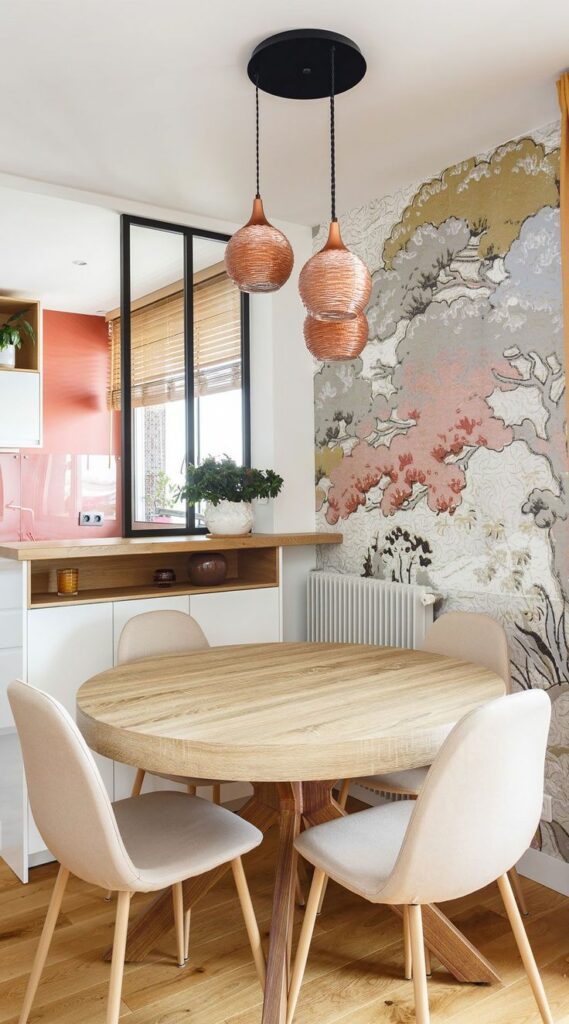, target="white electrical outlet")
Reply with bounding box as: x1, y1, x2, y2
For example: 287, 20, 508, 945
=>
78, 511, 105, 527
541, 793, 553, 823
